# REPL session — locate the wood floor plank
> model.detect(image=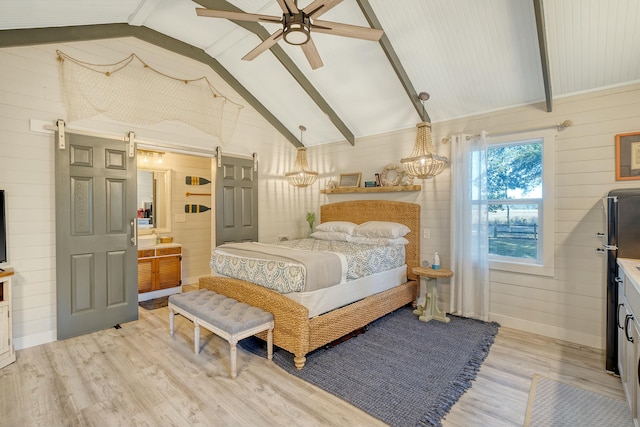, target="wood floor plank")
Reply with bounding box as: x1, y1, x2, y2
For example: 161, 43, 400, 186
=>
0, 305, 624, 427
